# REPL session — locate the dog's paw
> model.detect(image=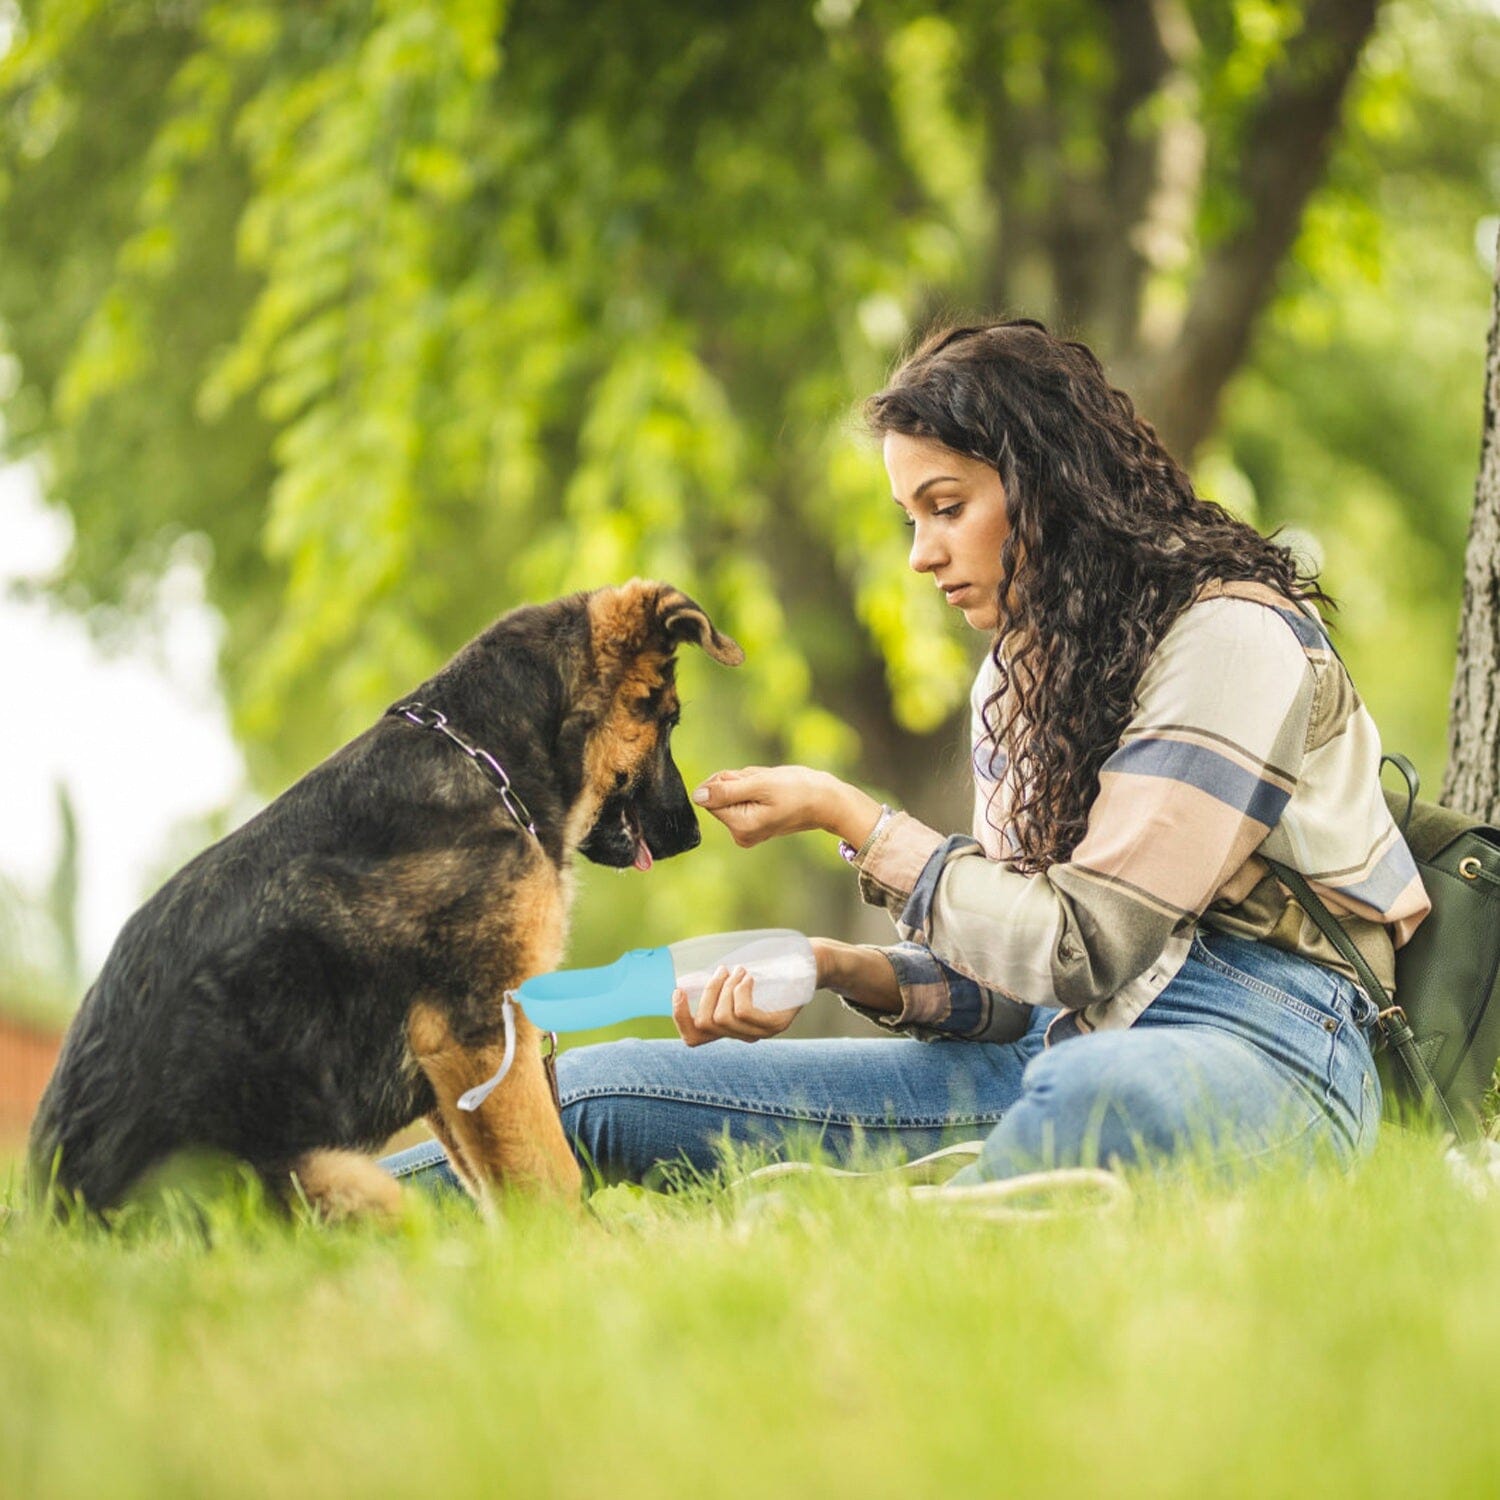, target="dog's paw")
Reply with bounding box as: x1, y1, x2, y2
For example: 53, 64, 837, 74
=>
291, 1150, 403, 1223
